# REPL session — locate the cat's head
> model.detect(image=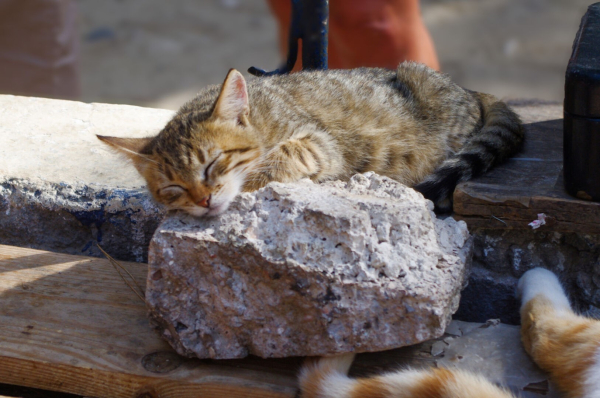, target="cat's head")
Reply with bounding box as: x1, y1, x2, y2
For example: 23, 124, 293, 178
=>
97, 69, 261, 217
